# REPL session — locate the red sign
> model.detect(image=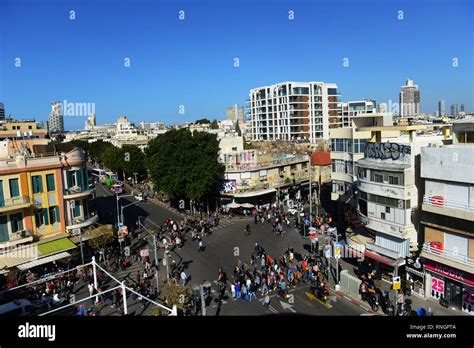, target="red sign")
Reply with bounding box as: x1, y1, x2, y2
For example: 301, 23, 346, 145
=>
424, 259, 474, 286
